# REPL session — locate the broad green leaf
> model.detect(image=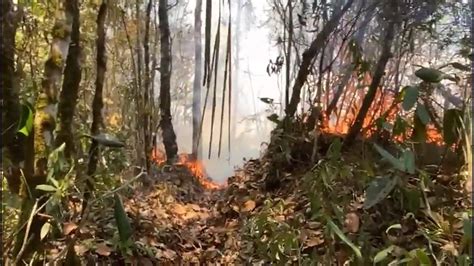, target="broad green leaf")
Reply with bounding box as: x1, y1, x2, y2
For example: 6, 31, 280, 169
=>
403, 150, 416, 174
36, 184, 57, 192
84, 133, 125, 148
374, 245, 395, 264
462, 213, 472, 241
326, 217, 362, 260
373, 144, 404, 171
412, 115, 427, 142
443, 108, 463, 145
17, 102, 34, 136
114, 193, 133, 244
415, 104, 430, 125
393, 116, 408, 136
415, 249, 432, 265
40, 222, 51, 240
415, 67, 444, 83
402, 188, 422, 213
364, 176, 399, 209
402, 86, 419, 111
